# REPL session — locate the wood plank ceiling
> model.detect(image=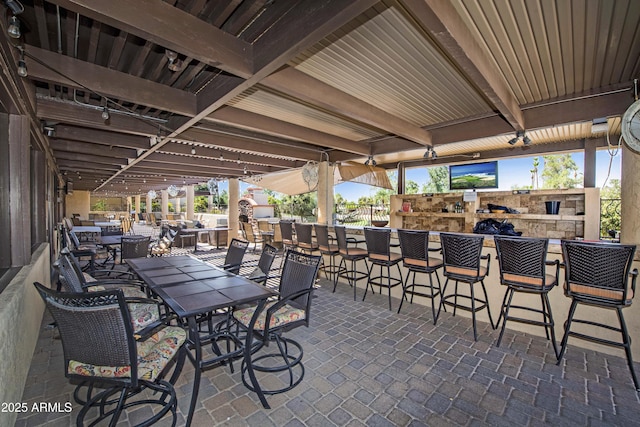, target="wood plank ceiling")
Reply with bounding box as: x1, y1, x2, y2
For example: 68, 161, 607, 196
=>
1, 0, 638, 194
